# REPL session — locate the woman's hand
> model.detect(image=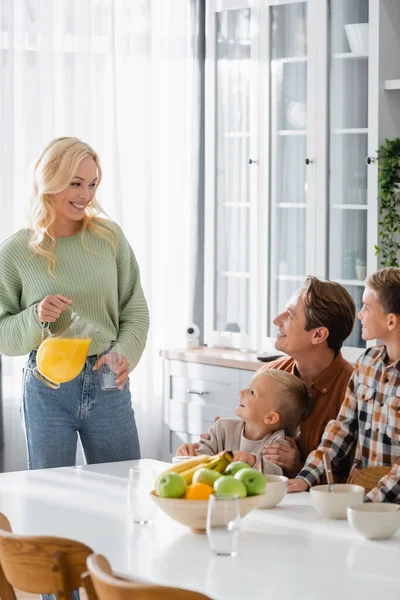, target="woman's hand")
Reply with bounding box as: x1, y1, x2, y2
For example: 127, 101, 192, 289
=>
93, 352, 130, 391
36, 294, 72, 323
